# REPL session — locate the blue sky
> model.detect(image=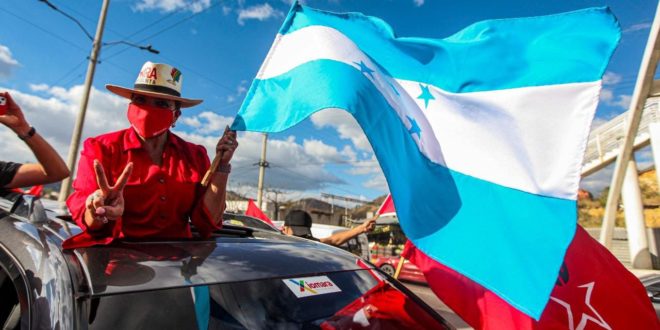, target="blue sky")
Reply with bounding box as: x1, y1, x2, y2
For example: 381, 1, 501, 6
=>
0, 0, 656, 204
